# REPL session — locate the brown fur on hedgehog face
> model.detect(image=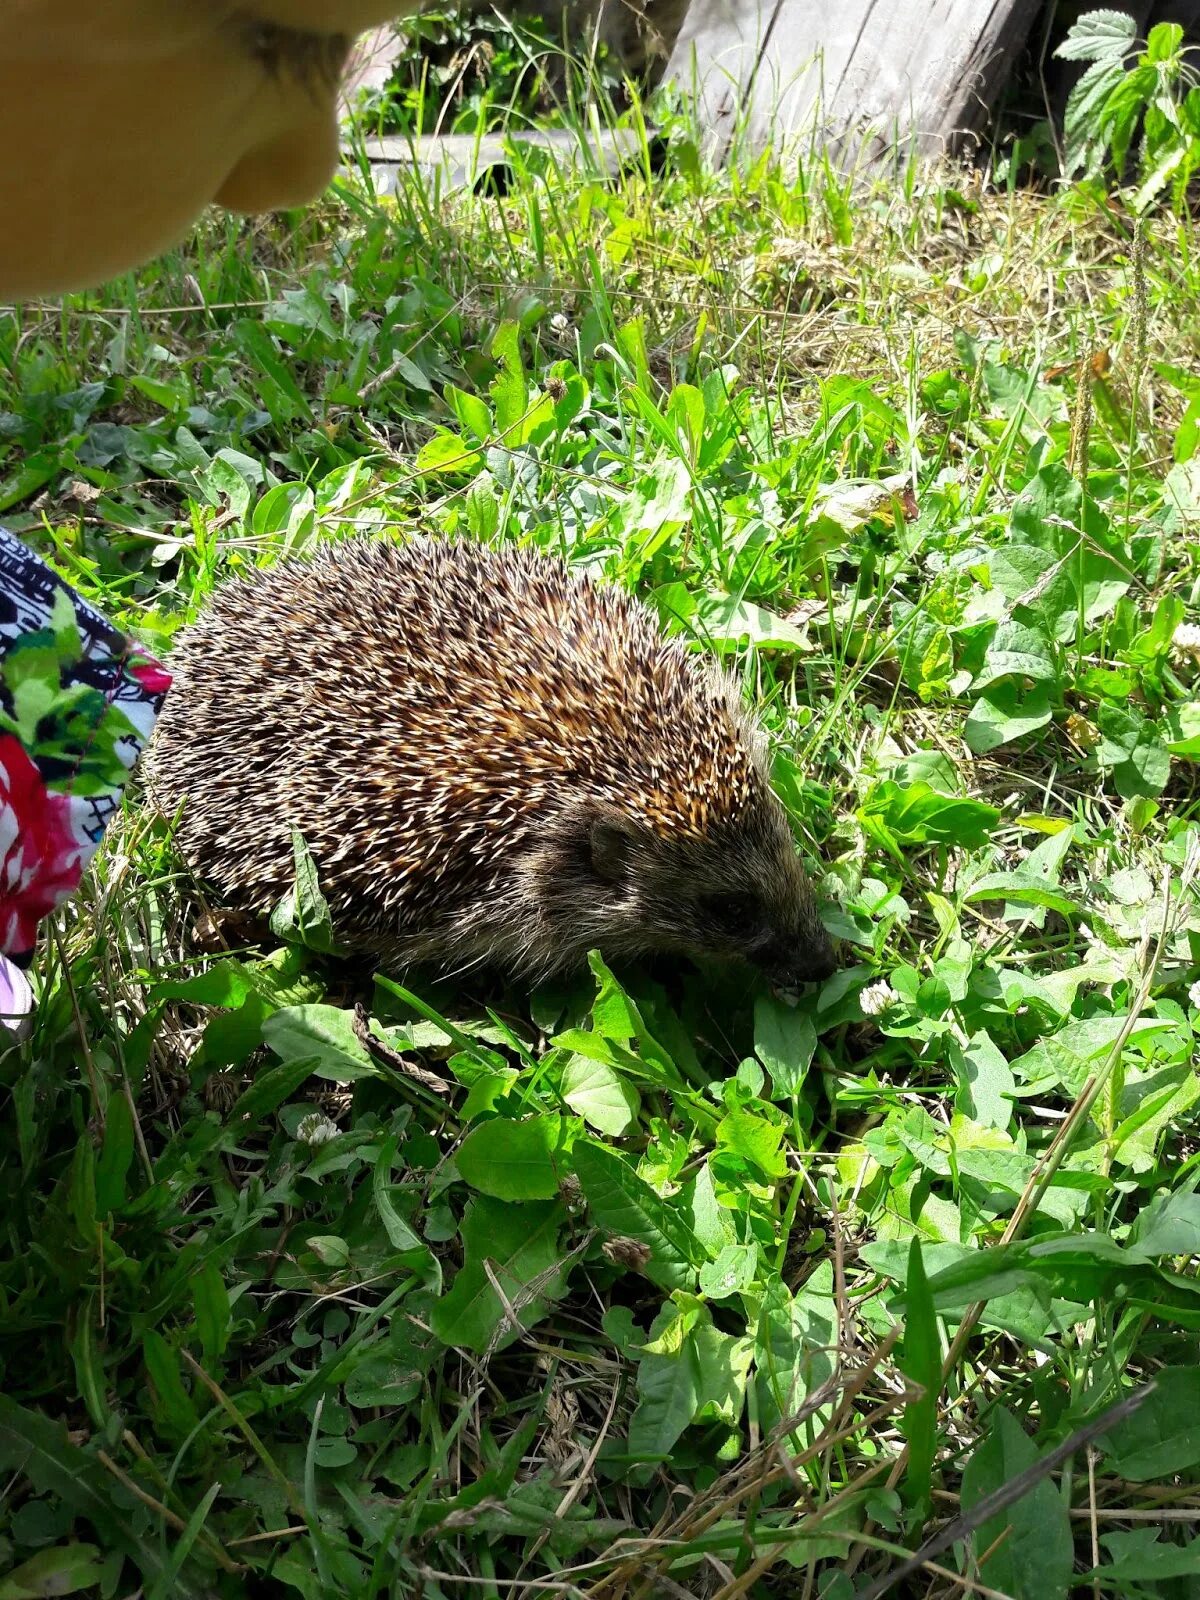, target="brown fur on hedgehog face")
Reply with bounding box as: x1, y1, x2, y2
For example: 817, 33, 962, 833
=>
147, 537, 838, 989
522, 799, 837, 989
385, 791, 837, 987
